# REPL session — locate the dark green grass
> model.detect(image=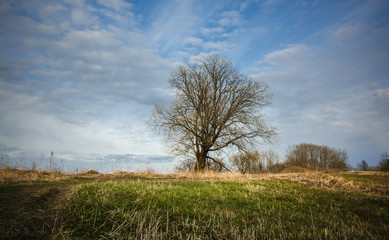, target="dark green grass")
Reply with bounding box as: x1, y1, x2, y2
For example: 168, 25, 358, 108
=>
59, 179, 389, 239
0, 178, 94, 240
